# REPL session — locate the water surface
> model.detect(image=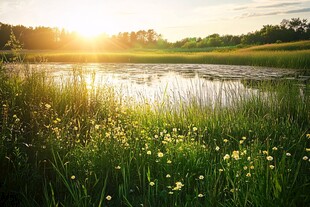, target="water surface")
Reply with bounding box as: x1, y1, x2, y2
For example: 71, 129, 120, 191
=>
12, 63, 307, 106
